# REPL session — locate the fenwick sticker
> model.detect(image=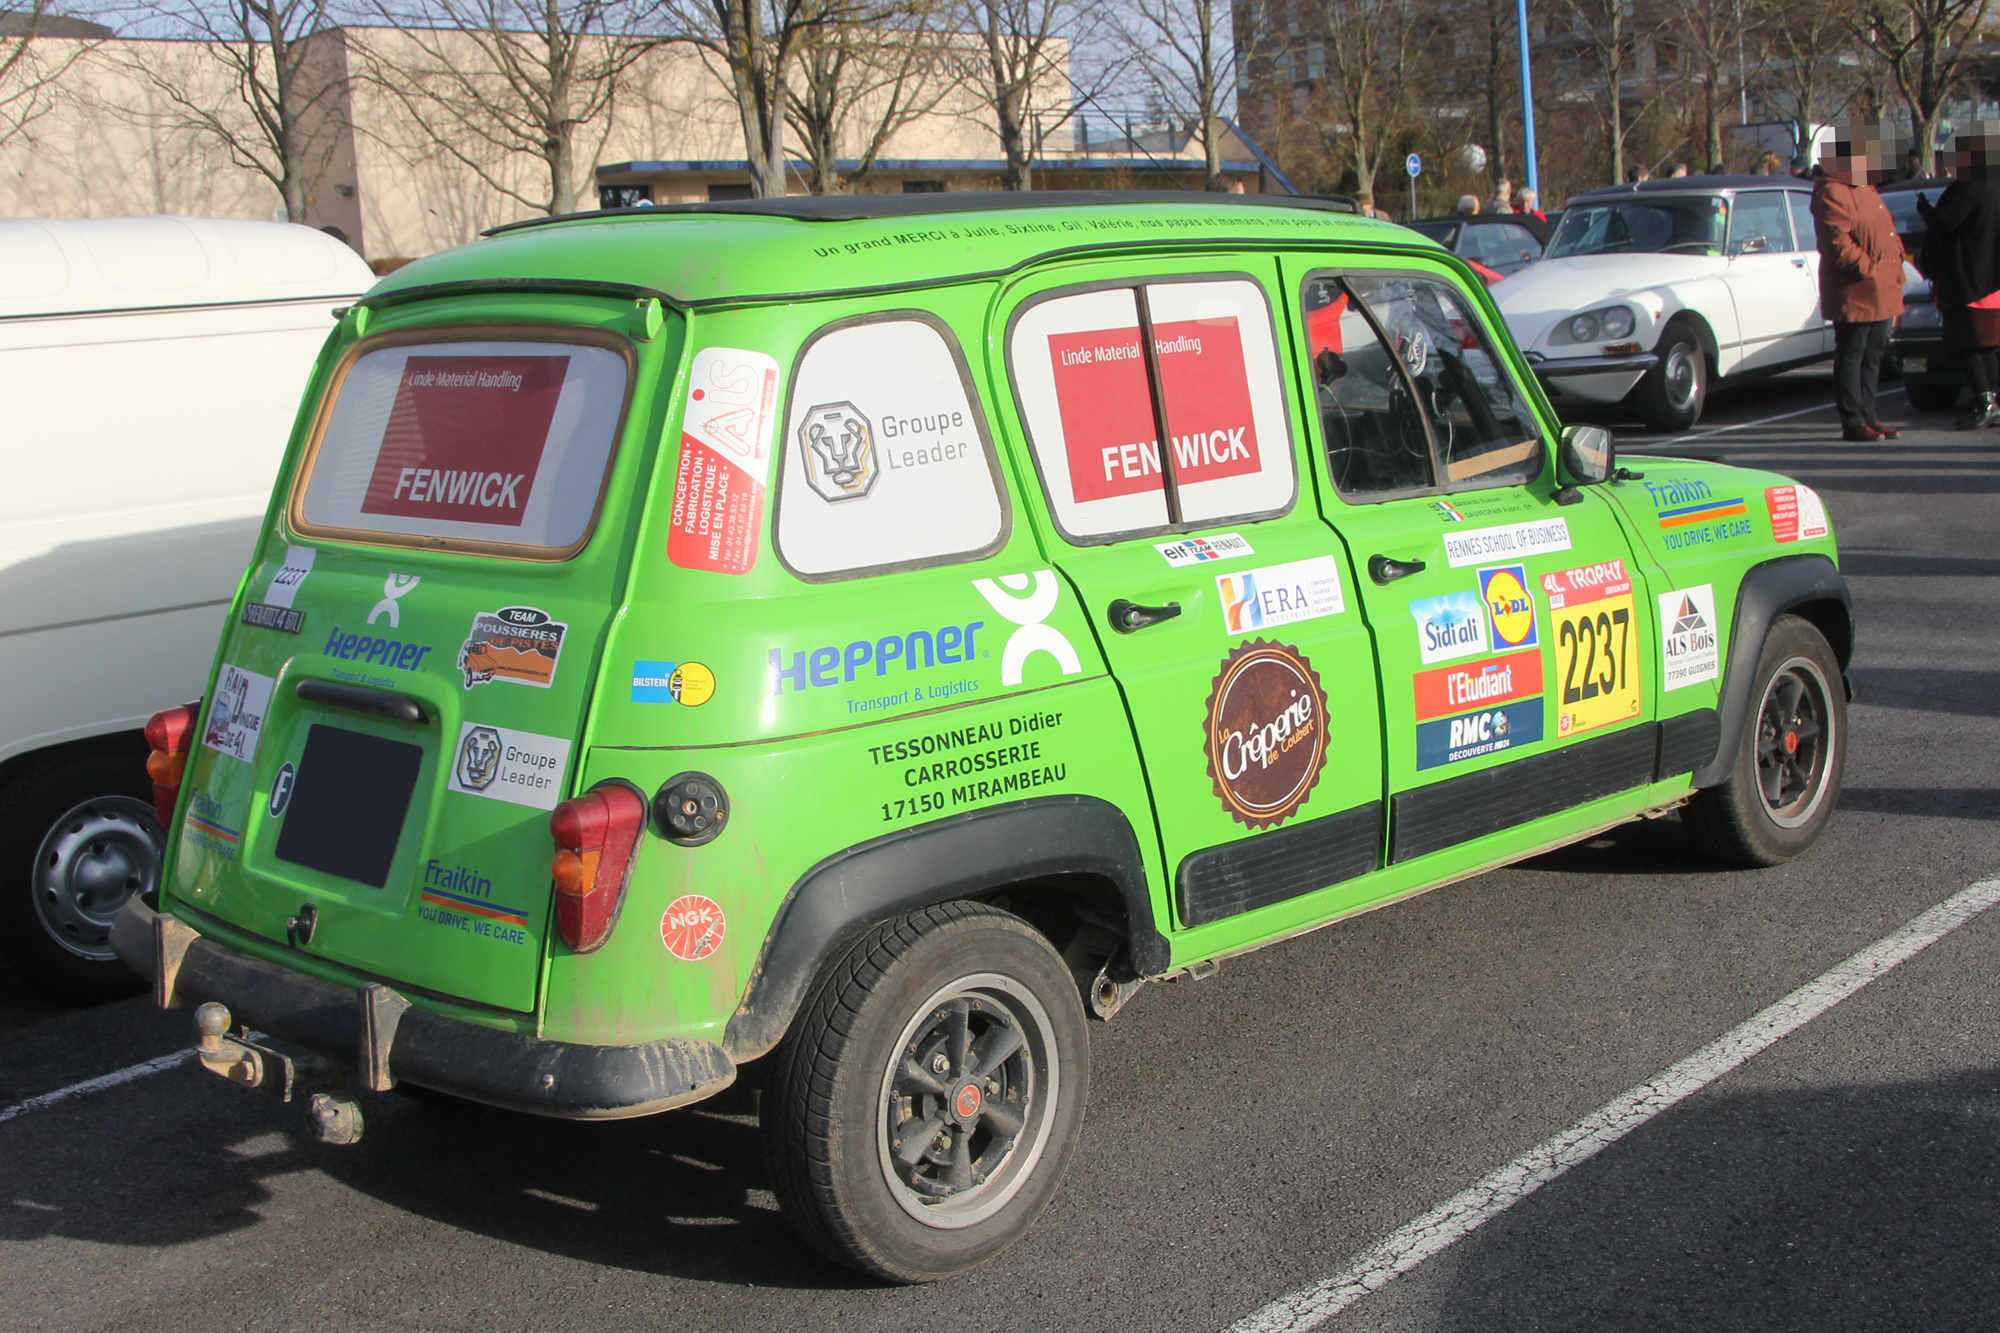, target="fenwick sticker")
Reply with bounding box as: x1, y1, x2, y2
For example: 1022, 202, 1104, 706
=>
668, 347, 781, 575
1203, 639, 1329, 830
